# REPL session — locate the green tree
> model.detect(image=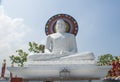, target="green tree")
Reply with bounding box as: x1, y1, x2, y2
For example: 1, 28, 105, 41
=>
9, 49, 28, 67
28, 42, 45, 53
97, 54, 114, 66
